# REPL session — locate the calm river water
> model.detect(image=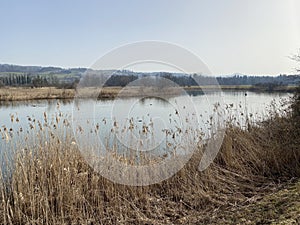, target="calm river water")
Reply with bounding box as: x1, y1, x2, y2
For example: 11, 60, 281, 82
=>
0, 91, 291, 159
